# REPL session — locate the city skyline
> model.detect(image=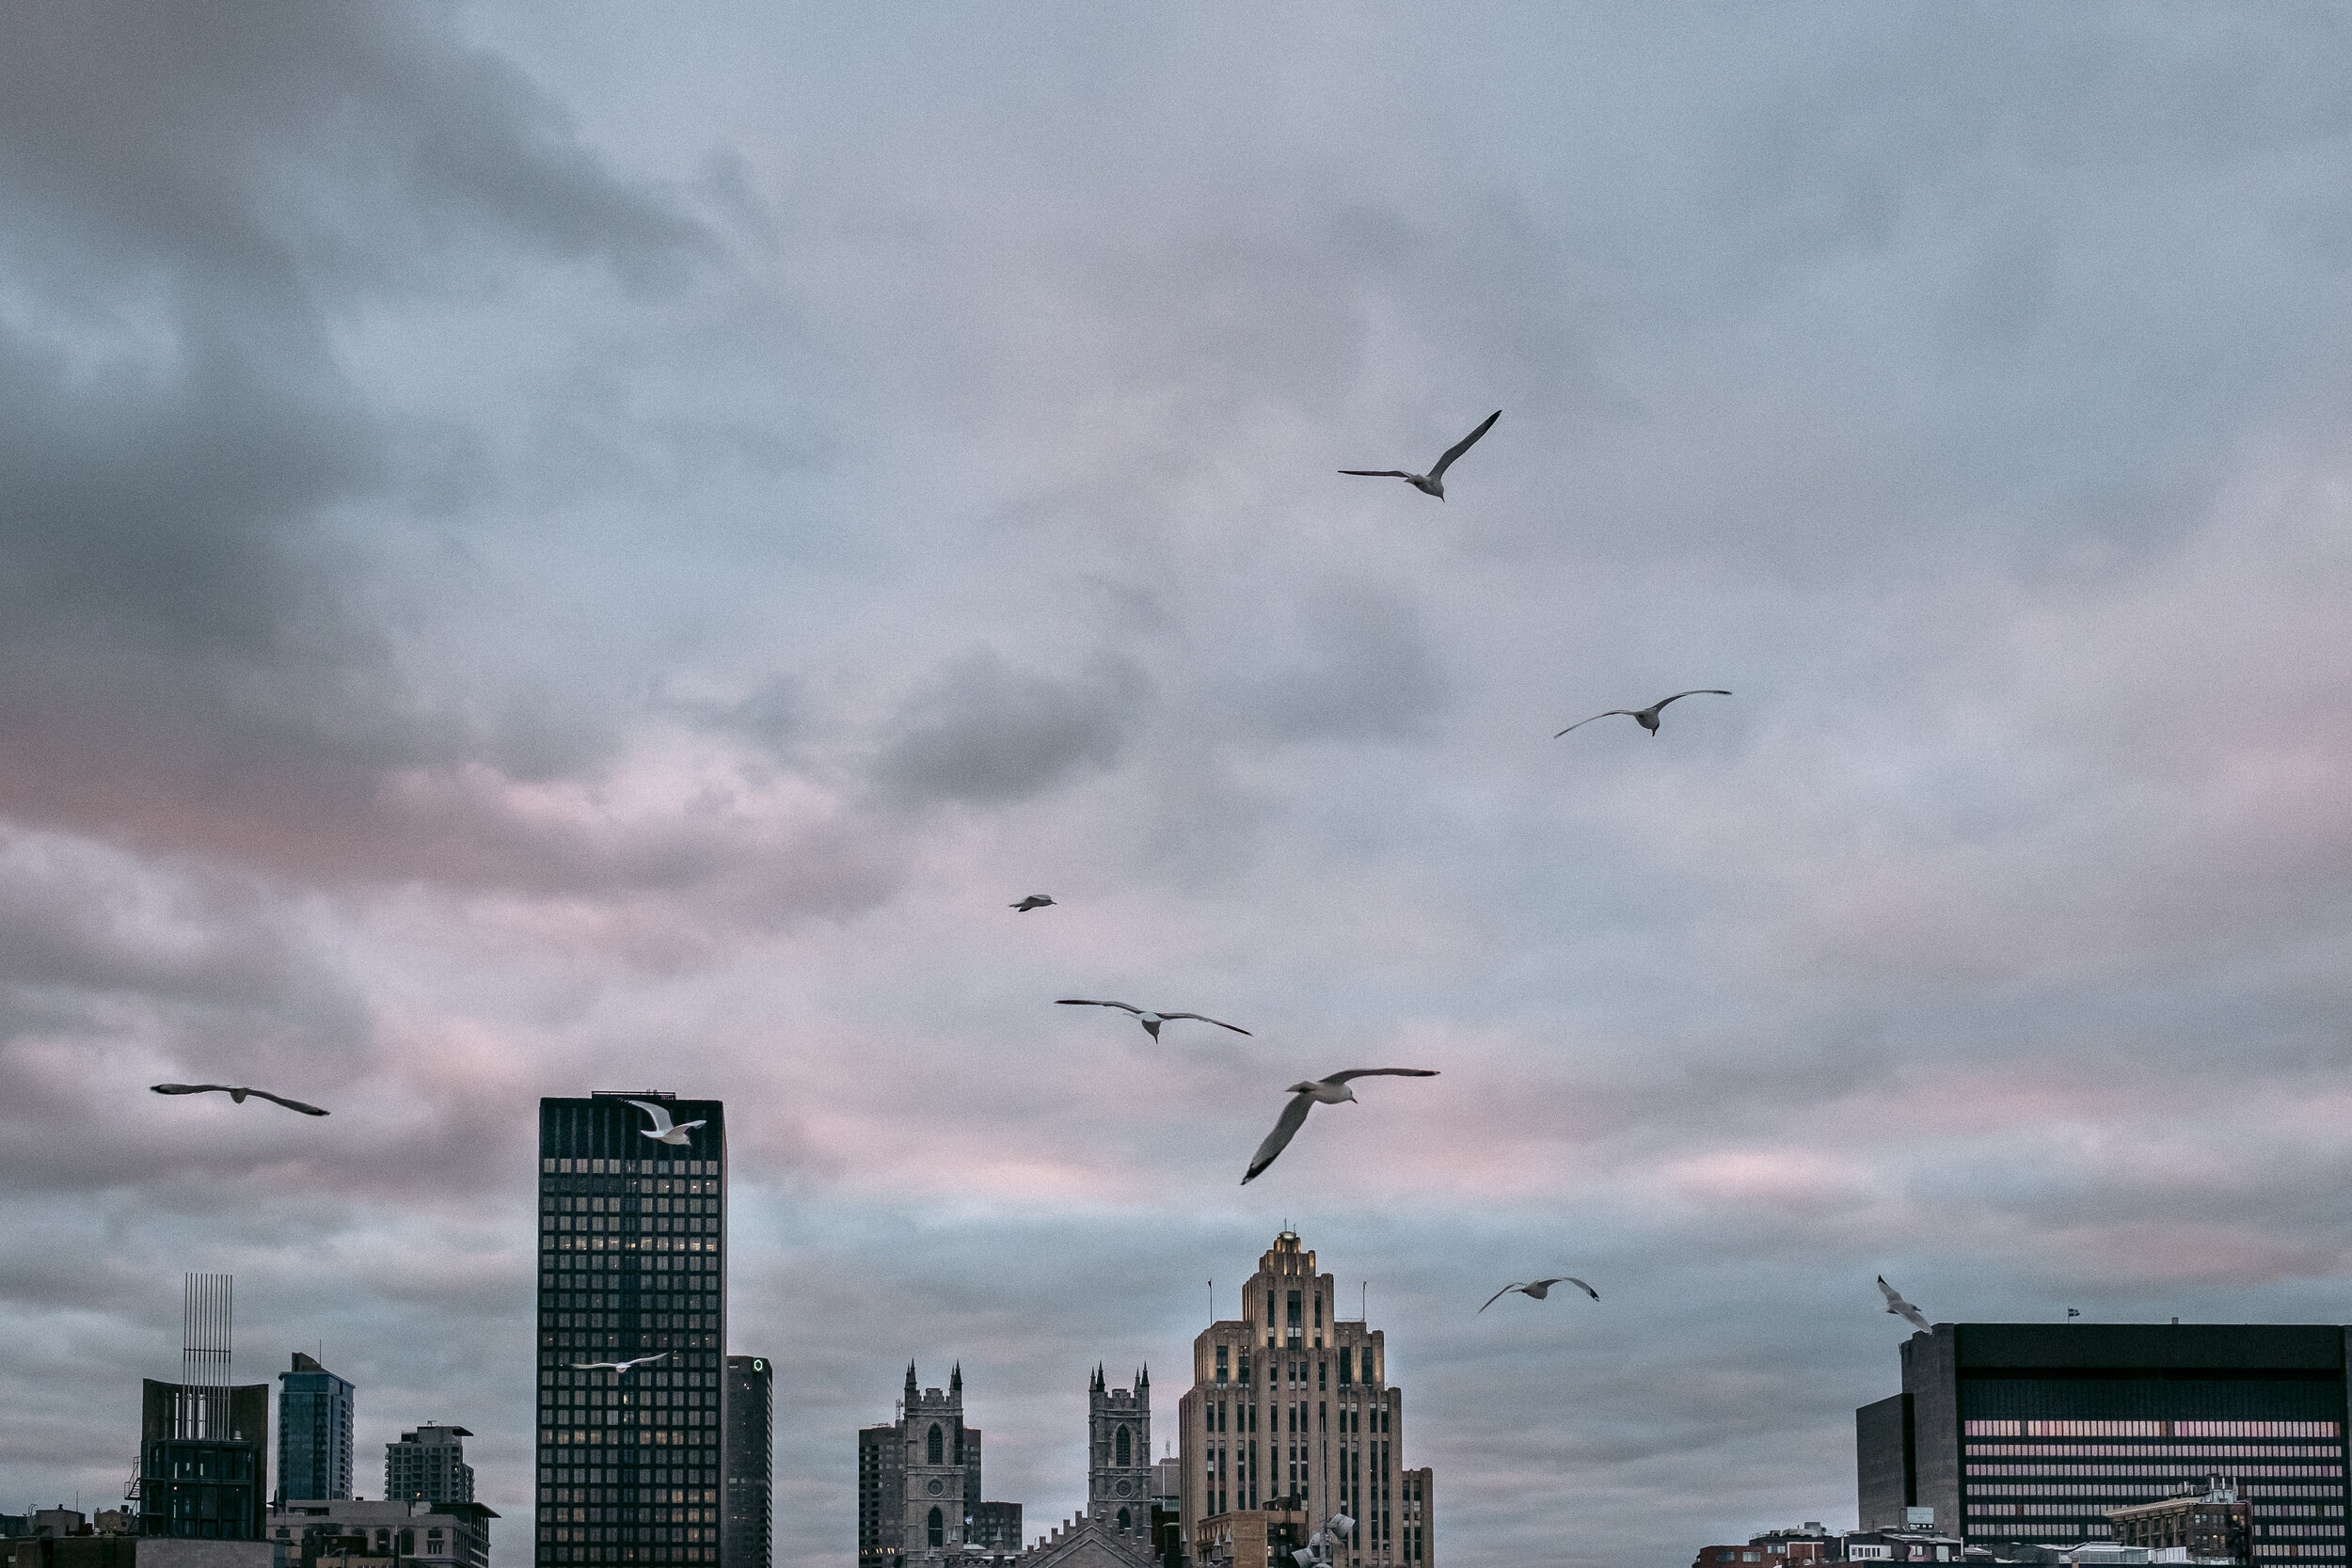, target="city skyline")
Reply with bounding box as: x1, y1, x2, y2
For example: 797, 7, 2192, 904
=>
4, 5, 2352, 1568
